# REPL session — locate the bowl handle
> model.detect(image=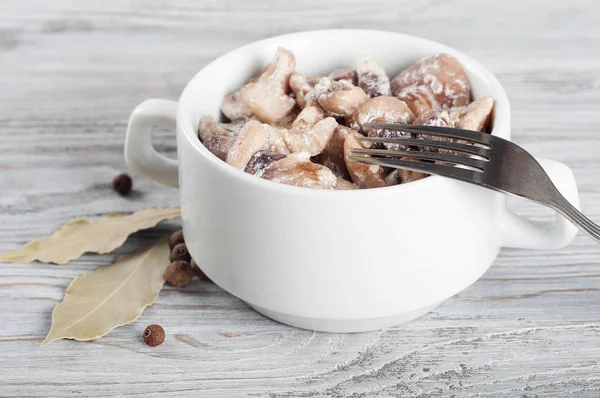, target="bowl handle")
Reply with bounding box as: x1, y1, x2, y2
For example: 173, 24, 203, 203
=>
501, 158, 579, 249
124, 99, 179, 188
